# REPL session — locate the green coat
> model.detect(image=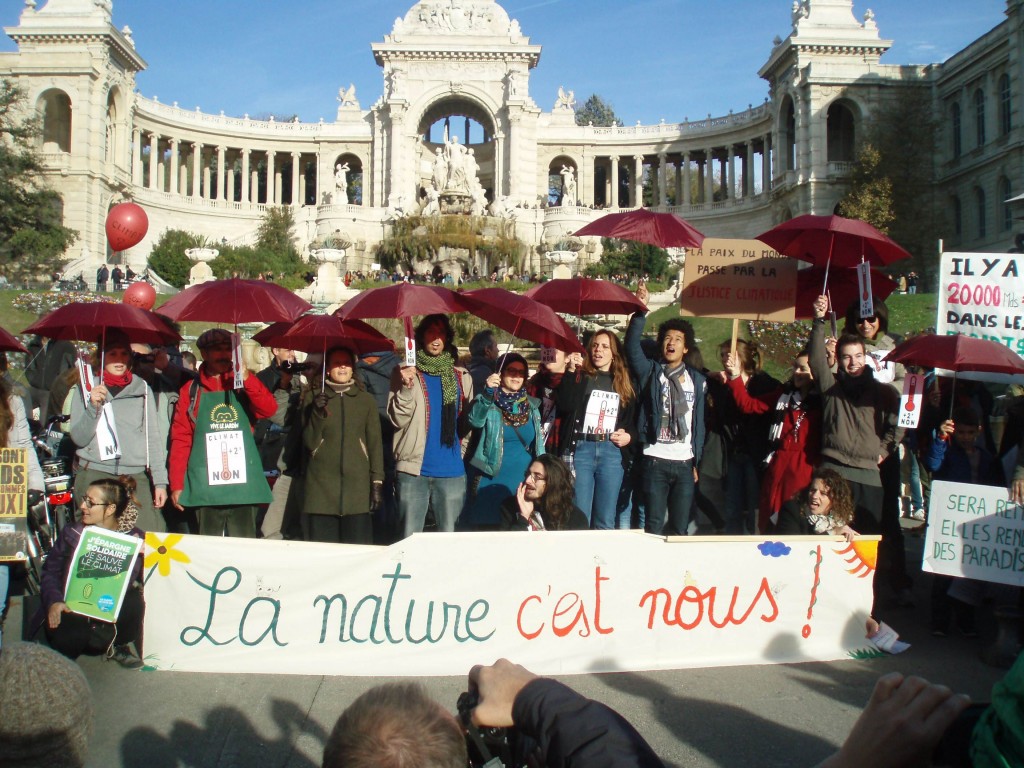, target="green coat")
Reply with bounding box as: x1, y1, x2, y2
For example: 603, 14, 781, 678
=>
301, 384, 383, 517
